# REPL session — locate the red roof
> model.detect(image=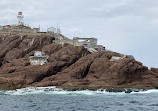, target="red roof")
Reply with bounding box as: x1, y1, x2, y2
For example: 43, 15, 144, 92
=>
18, 12, 22, 15
3, 25, 11, 27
